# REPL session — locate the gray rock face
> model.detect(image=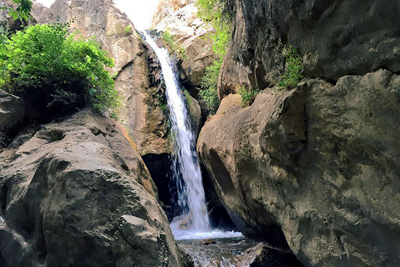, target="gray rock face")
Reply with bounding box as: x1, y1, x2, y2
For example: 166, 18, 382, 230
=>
219, 0, 400, 99
198, 69, 400, 267
0, 90, 24, 134
0, 109, 191, 267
